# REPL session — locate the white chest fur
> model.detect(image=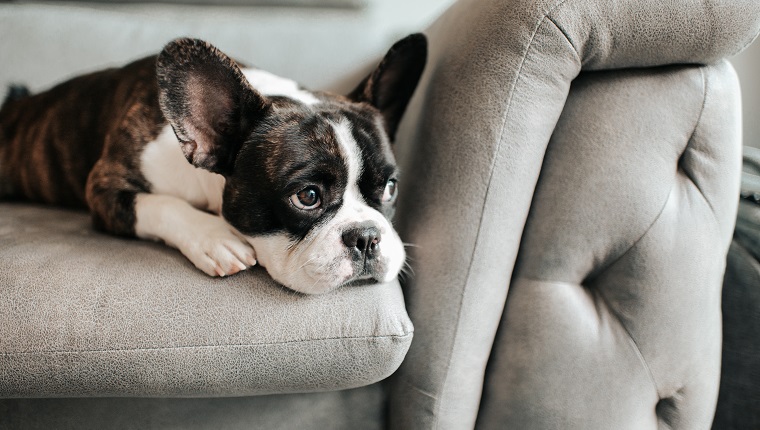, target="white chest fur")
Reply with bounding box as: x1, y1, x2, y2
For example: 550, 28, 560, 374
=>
140, 125, 226, 214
